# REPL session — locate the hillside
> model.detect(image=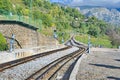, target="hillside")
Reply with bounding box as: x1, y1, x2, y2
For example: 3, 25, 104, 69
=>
80, 7, 120, 27
0, 0, 120, 48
